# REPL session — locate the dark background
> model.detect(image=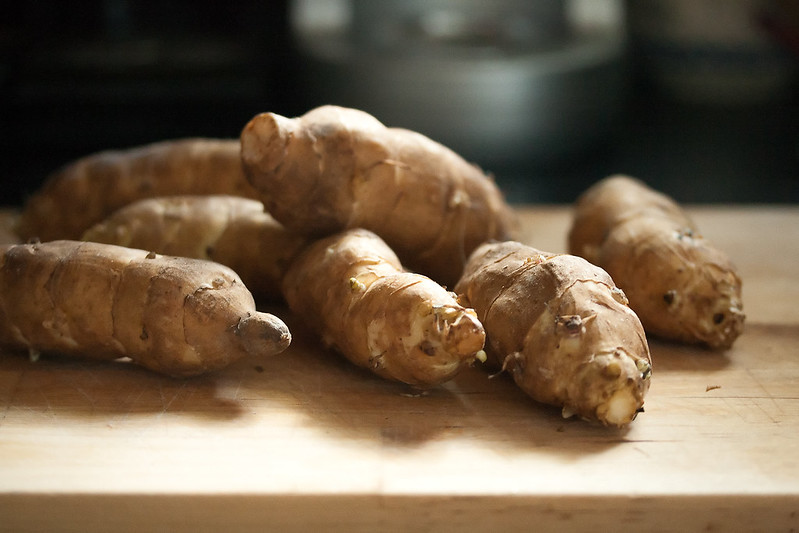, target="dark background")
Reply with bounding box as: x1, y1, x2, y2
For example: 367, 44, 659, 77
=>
1, 0, 797, 207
